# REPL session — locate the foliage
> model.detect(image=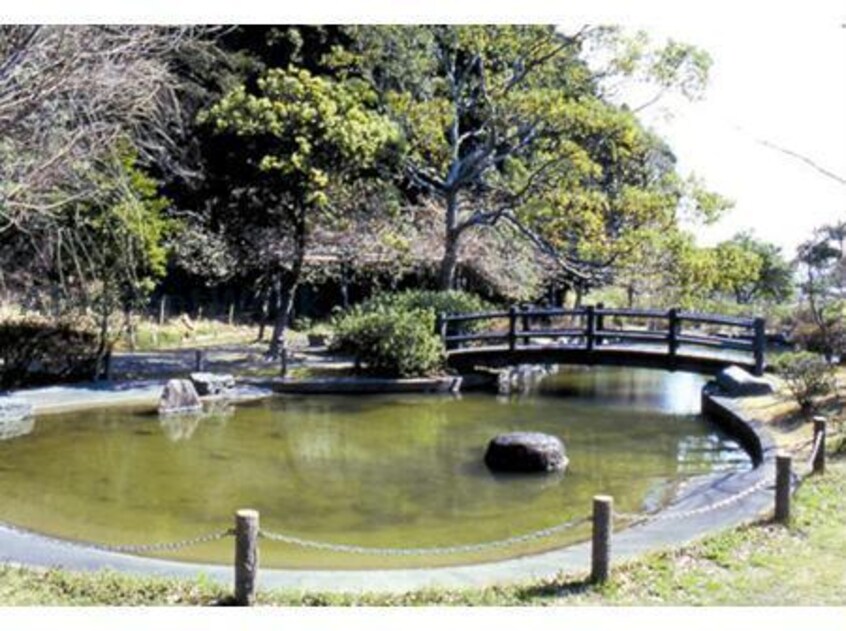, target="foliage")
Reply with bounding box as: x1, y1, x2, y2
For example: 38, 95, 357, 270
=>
201, 64, 402, 356
771, 351, 837, 413
330, 25, 720, 289
795, 222, 846, 359
332, 307, 444, 377
0, 316, 100, 388
357, 289, 493, 331
720, 232, 794, 304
